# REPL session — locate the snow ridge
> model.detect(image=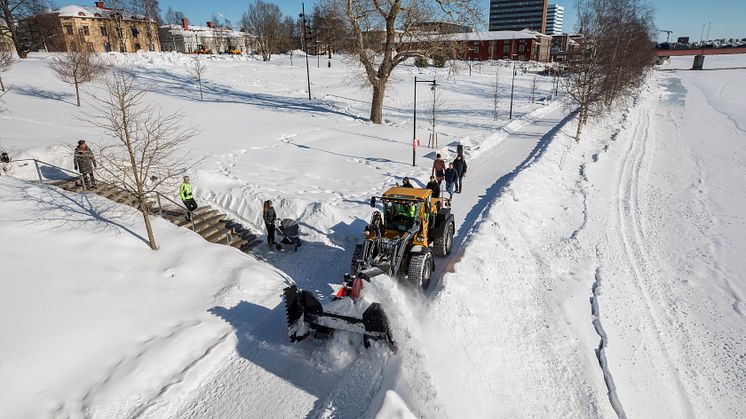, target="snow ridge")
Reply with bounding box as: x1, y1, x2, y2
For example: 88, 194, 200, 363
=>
591, 265, 627, 419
